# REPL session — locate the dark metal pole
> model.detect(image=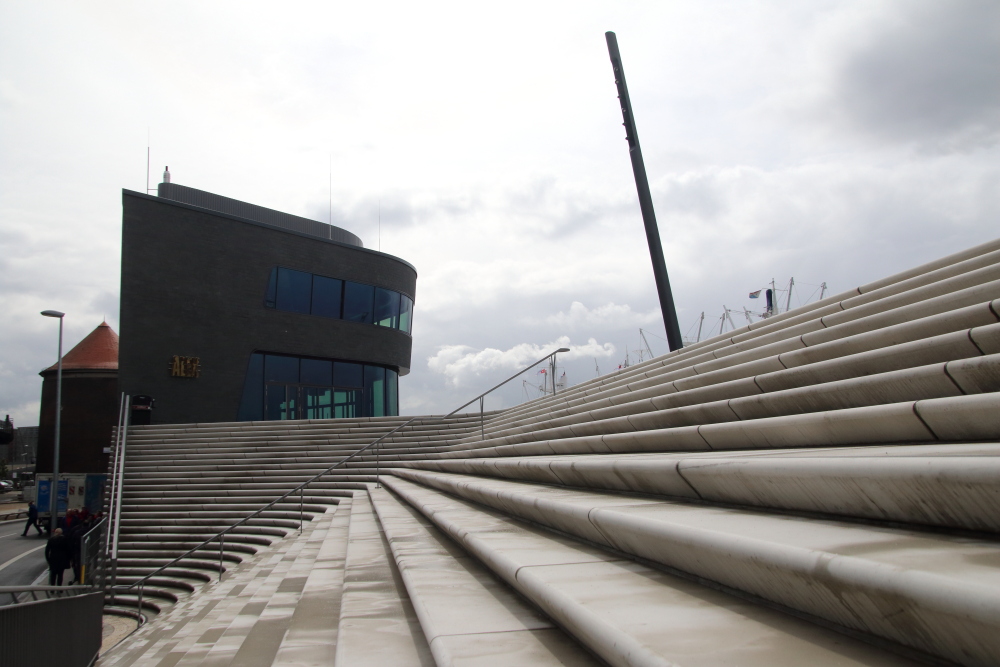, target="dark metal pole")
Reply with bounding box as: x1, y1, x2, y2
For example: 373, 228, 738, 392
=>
605, 31, 684, 351
52, 315, 64, 531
